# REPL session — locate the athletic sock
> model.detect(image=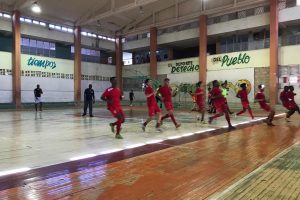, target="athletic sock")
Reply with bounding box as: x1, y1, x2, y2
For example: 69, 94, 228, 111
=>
225, 113, 232, 126
170, 114, 177, 125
